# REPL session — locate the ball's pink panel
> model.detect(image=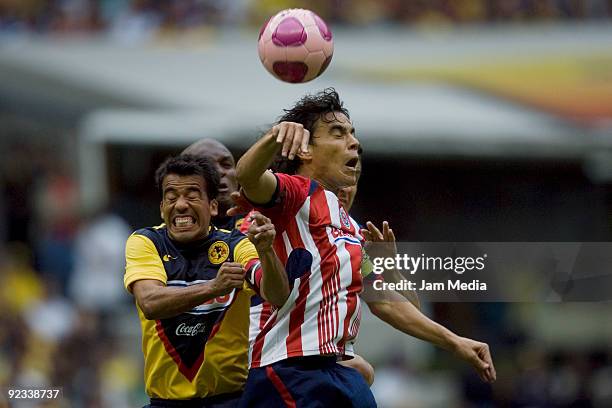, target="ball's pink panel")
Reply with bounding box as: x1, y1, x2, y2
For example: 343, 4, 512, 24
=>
311, 11, 332, 41
272, 62, 308, 83
272, 17, 307, 46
